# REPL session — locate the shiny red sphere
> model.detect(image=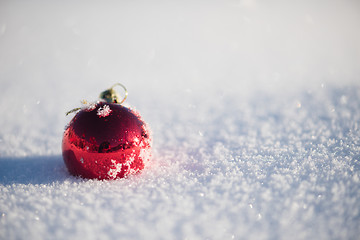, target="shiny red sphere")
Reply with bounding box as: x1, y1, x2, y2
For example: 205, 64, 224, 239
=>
62, 101, 152, 180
